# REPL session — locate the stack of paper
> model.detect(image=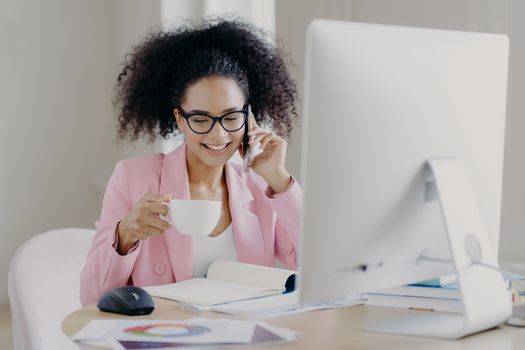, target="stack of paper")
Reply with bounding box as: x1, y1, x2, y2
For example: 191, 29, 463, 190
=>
72, 318, 297, 349
365, 284, 463, 313
509, 273, 525, 304
210, 291, 364, 318
409, 273, 457, 288
366, 271, 521, 312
